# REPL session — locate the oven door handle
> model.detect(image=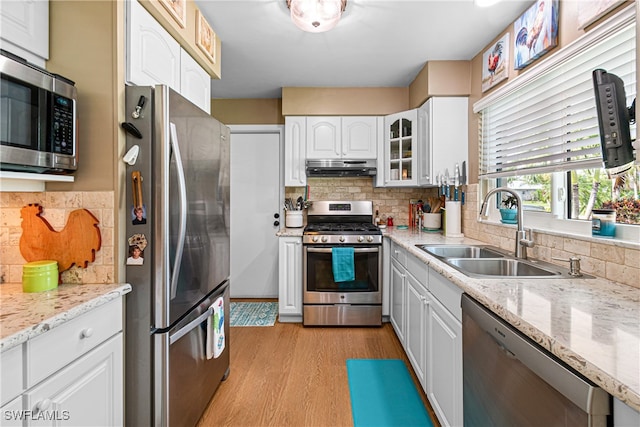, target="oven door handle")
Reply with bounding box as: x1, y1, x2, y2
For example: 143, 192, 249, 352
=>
305, 247, 379, 254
